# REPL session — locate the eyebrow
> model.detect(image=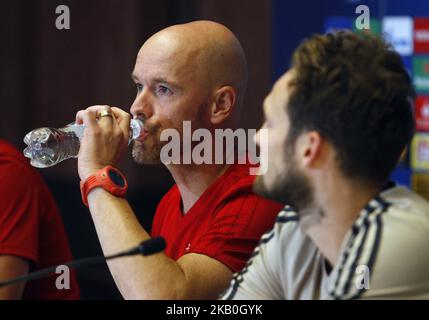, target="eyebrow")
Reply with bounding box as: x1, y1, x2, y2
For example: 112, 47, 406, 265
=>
130, 72, 139, 82
153, 77, 174, 85
130, 73, 180, 89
